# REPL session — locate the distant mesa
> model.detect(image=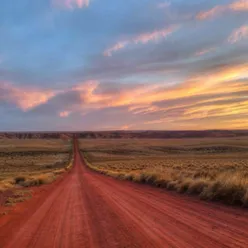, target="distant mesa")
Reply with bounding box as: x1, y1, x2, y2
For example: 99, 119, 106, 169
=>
0, 130, 248, 139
